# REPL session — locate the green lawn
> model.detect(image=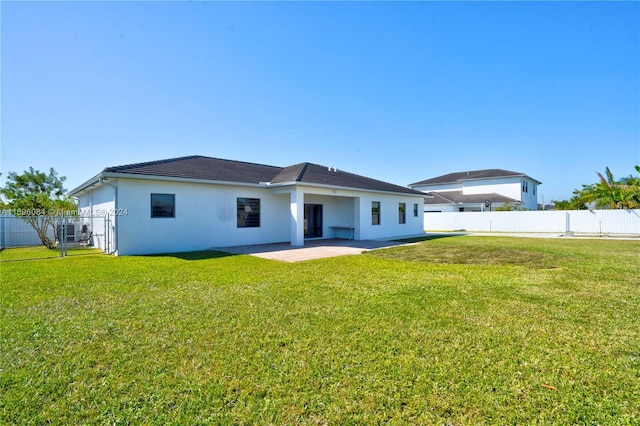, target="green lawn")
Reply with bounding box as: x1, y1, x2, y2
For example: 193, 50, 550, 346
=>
0, 245, 62, 261
0, 245, 103, 261
1, 237, 638, 424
